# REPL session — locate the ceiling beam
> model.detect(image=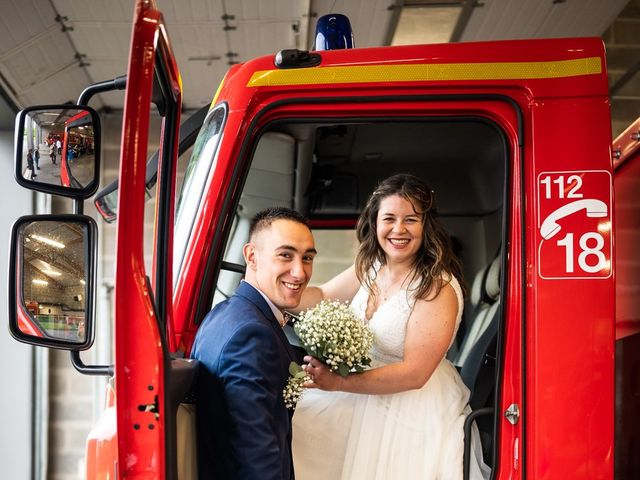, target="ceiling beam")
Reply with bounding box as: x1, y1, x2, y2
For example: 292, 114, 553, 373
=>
383, 0, 405, 46
610, 59, 640, 97
49, 0, 98, 103
449, 0, 480, 42
24, 245, 84, 278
